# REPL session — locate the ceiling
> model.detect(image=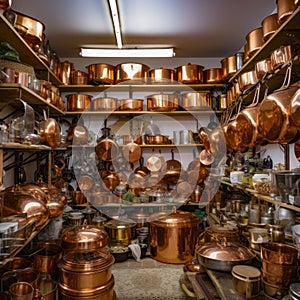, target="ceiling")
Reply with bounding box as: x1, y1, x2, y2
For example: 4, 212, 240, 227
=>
11, 0, 276, 59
